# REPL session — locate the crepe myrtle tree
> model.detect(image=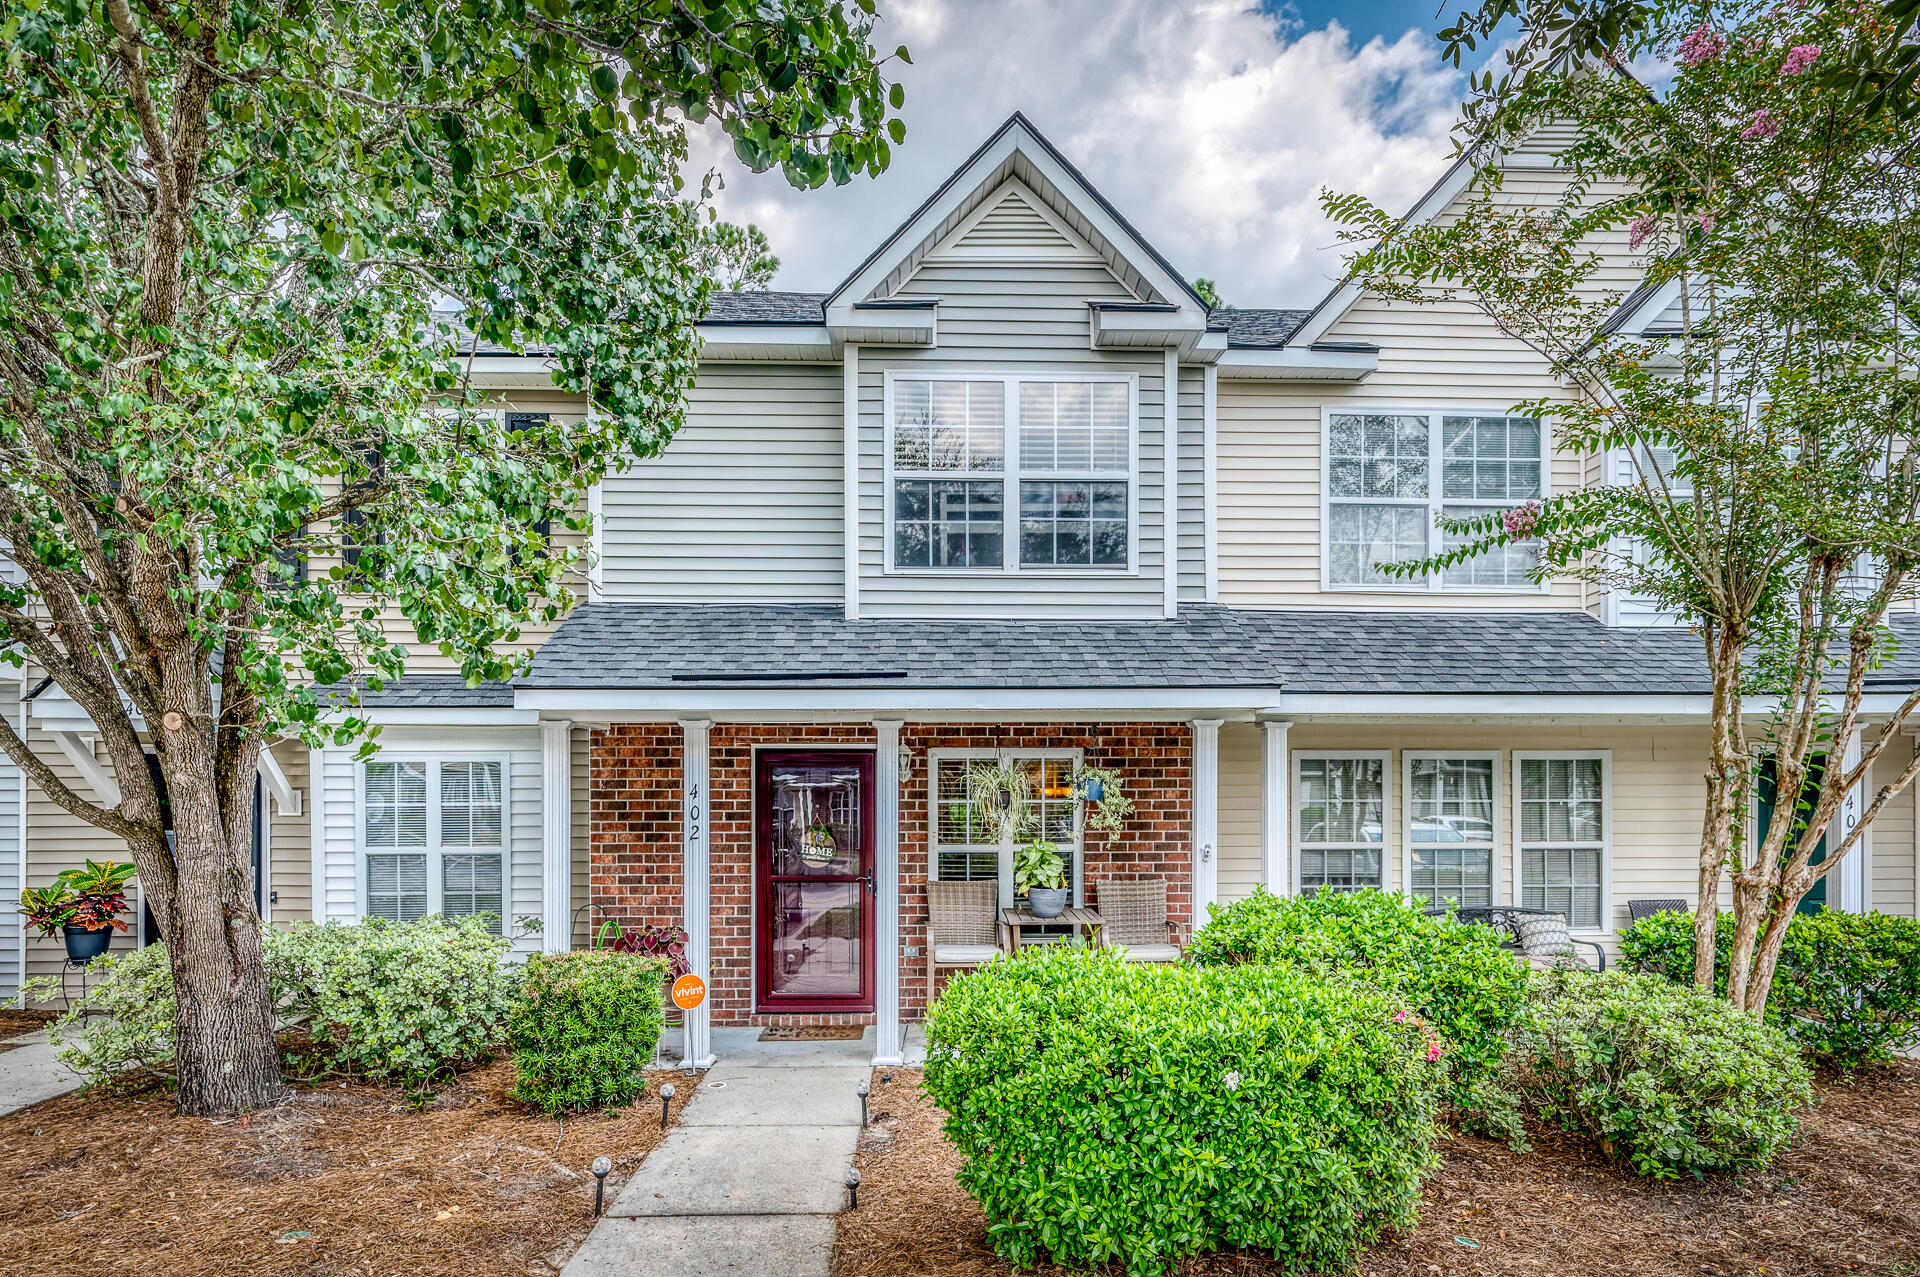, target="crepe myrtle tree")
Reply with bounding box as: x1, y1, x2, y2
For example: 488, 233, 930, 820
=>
0, 0, 906, 1115
1325, 0, 1920, 1016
